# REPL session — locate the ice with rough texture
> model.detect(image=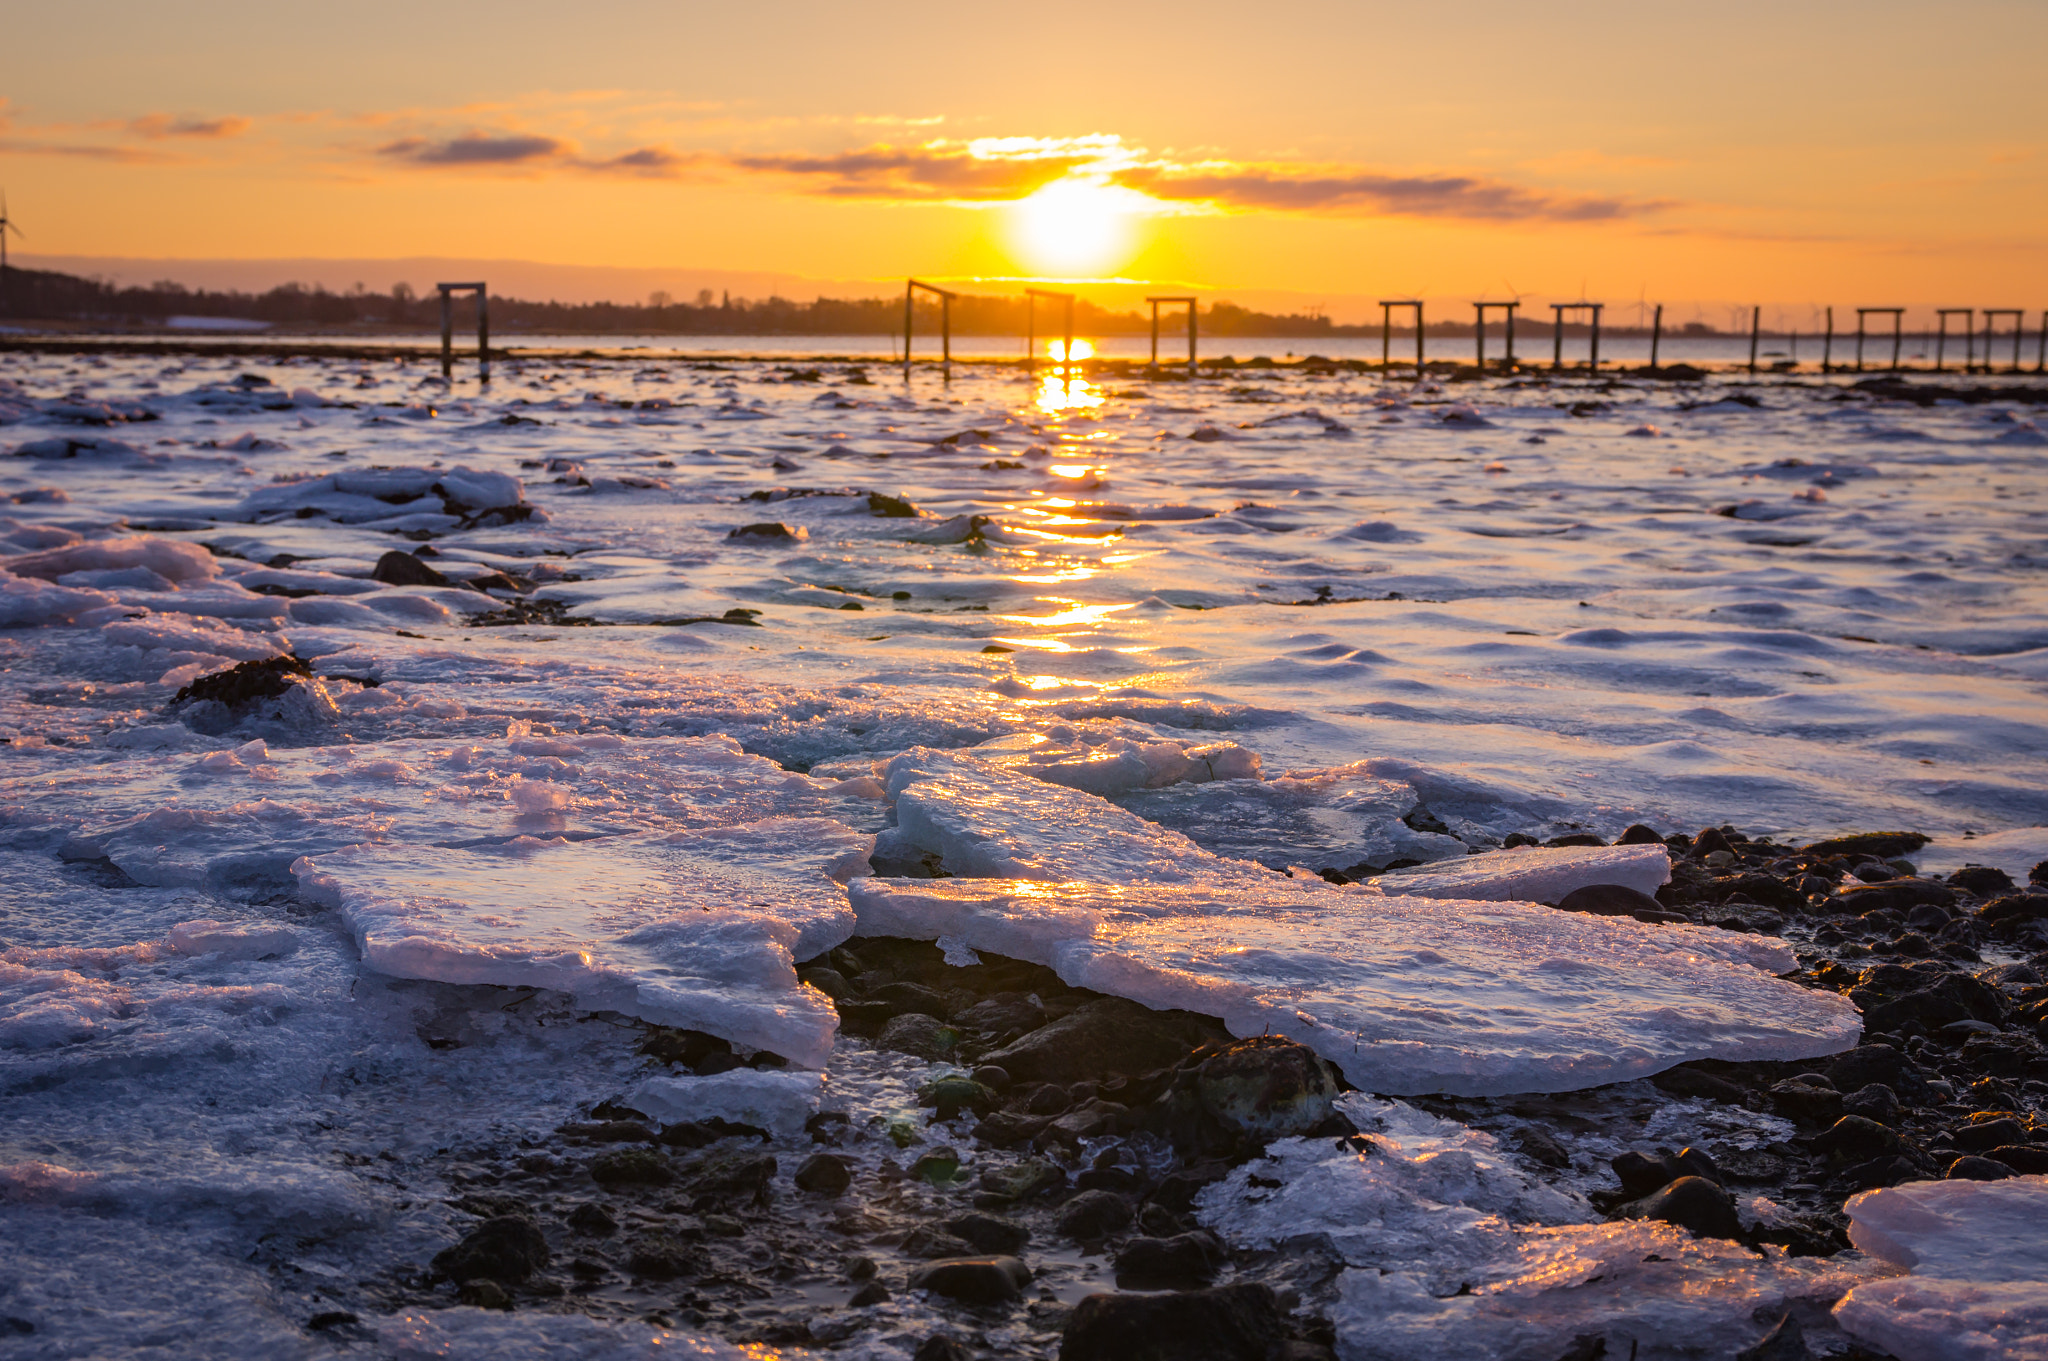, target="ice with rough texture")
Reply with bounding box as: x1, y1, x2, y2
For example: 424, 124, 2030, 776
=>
1197, 1096, 1884, 1360
1833, 1176, 2048, 1361
881, 745, 1269, 882
625, 1067, 826, 1135
848, 876, 1856, 1095
294, 820, 869, 1066
1367, 844, 1672, 903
